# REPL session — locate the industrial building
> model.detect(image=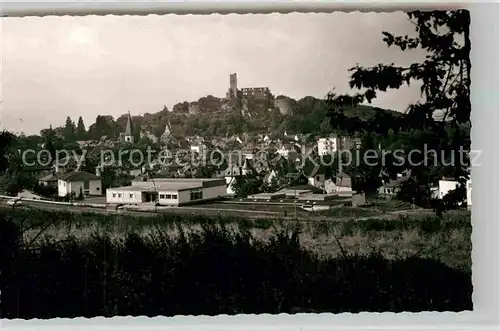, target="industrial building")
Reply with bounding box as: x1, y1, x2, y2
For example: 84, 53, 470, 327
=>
105, 178, 227, 206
